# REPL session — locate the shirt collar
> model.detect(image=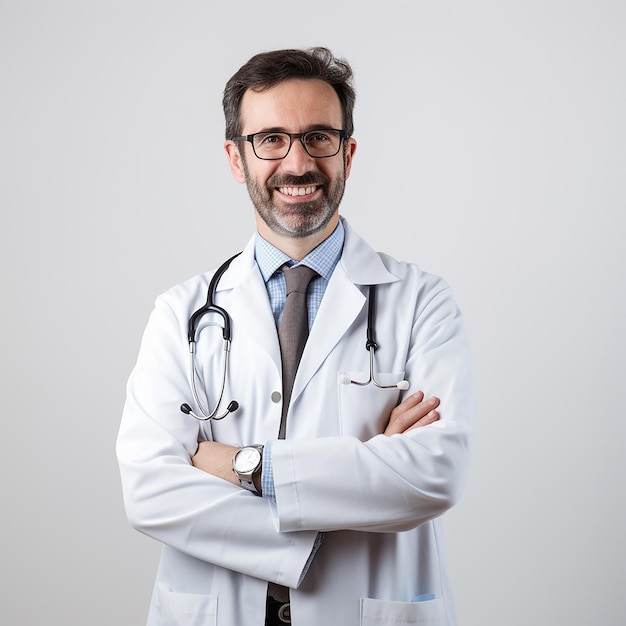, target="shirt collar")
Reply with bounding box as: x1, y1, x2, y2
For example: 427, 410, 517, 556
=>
255, 220, 345, 282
